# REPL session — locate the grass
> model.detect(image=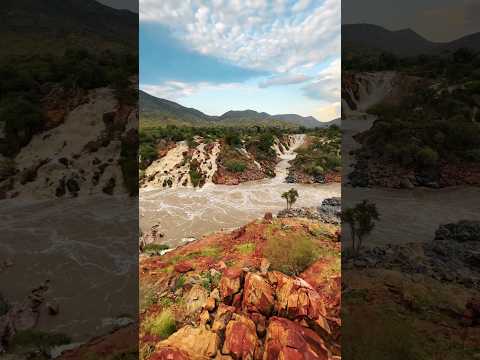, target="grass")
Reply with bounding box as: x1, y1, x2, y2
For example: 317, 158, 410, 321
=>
143, 310, 176, 339
264, 224, 317, 275
10, 330, 71, 354
143, 243, 169, 255
235, 243, 256, 255
225, 160, 247, 173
